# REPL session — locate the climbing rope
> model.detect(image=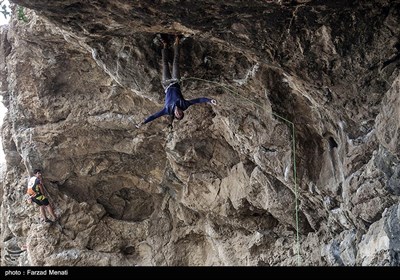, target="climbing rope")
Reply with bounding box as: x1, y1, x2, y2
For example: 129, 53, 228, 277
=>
181, 76, 301, 266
